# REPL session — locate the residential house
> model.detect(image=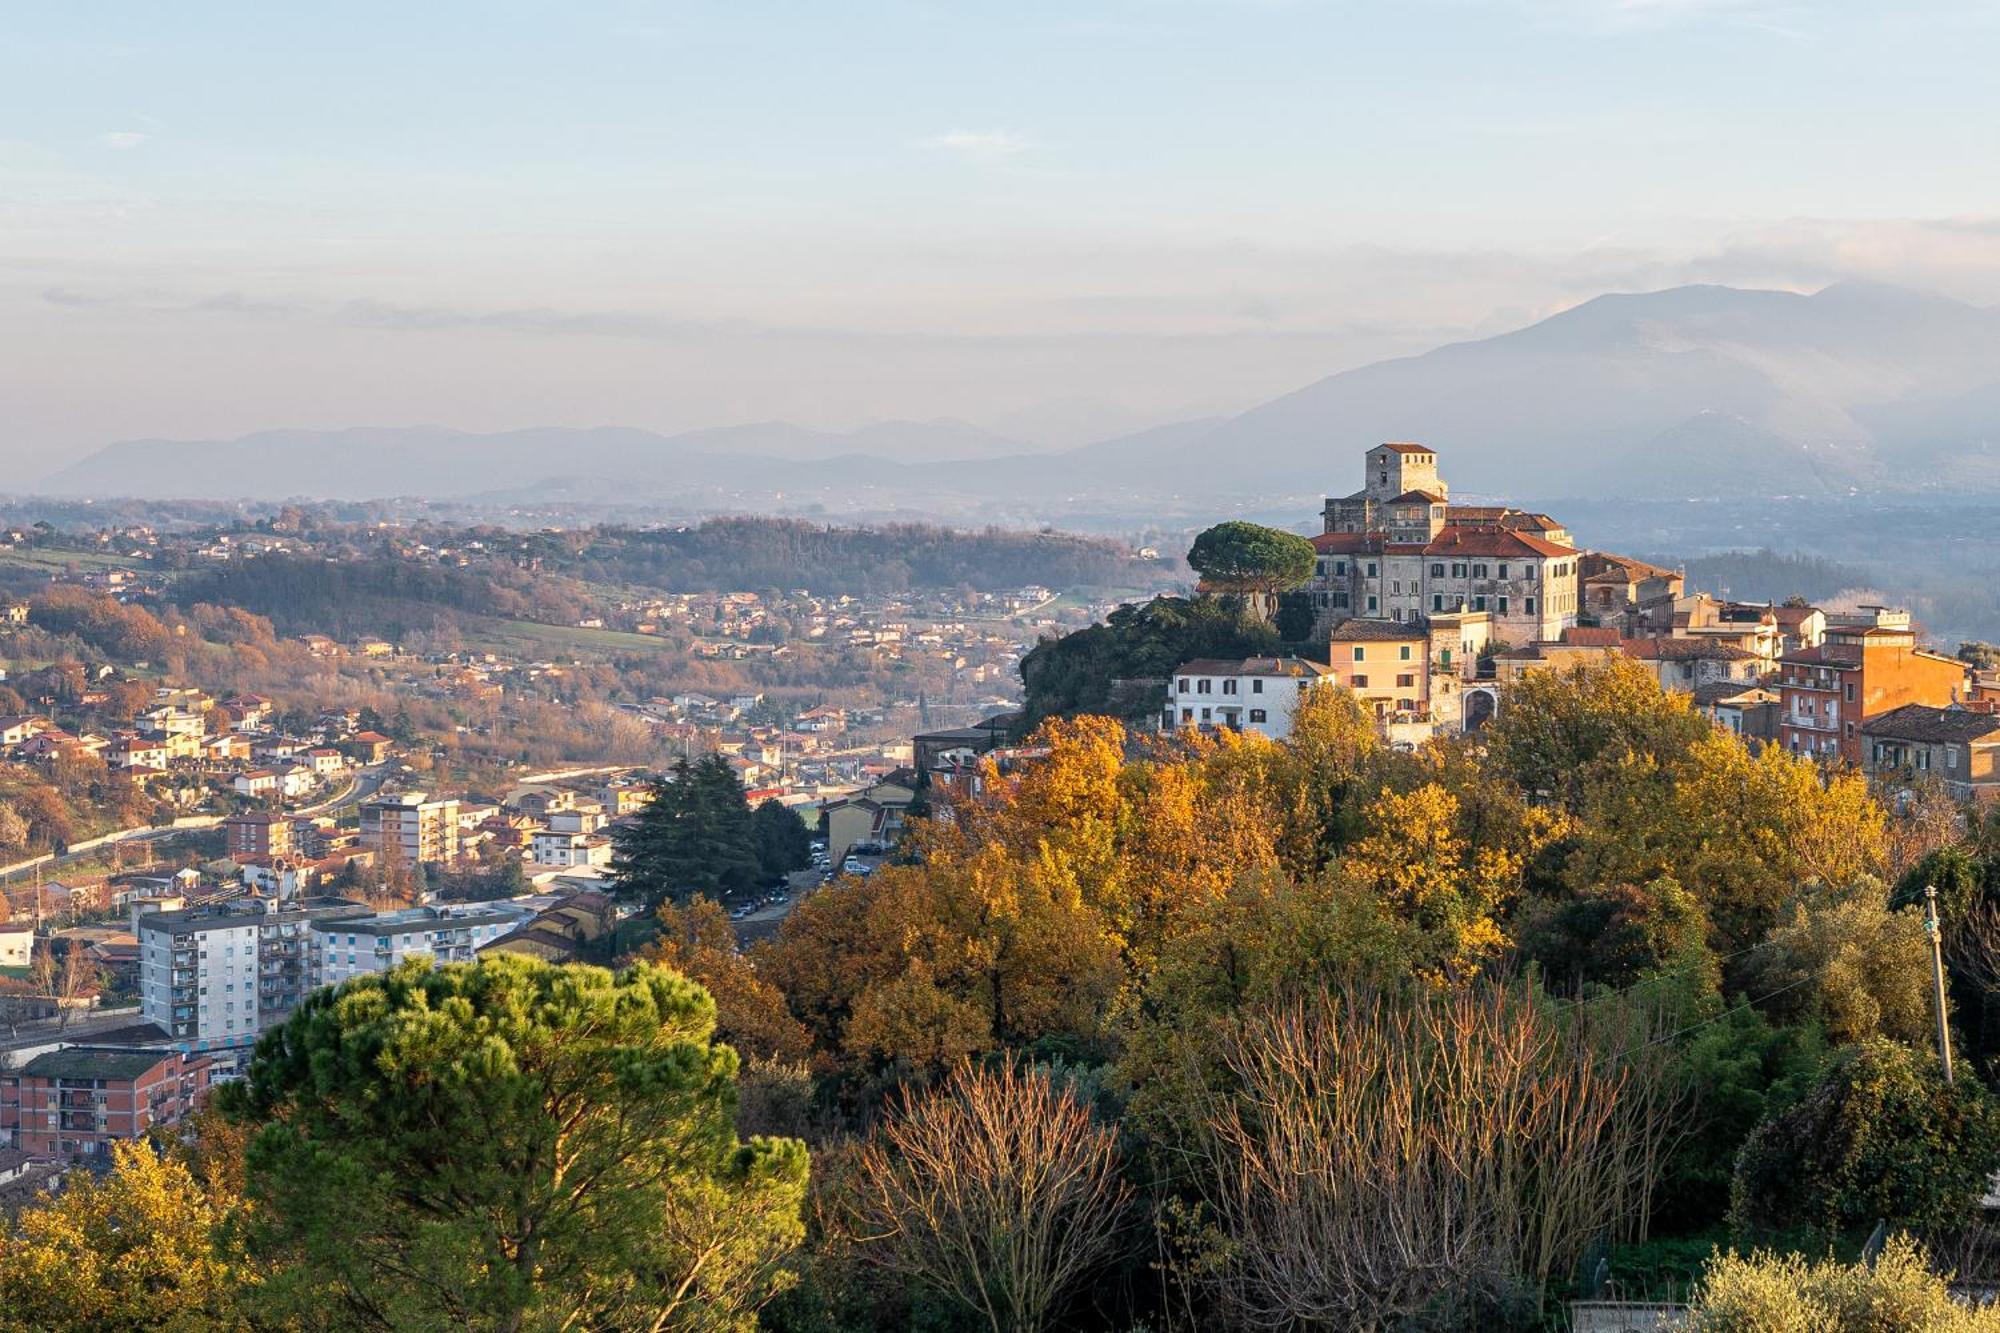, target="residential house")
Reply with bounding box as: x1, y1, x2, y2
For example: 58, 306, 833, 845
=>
1862, 704, 2000, 802
1693, 682, 1782, 744
820, 772, 922, 865
313, 904, 530, 987
360, 793, 461, 867
1165, 656, 1339, 740
529, 829, 614, 869
480, 892, 618, 964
